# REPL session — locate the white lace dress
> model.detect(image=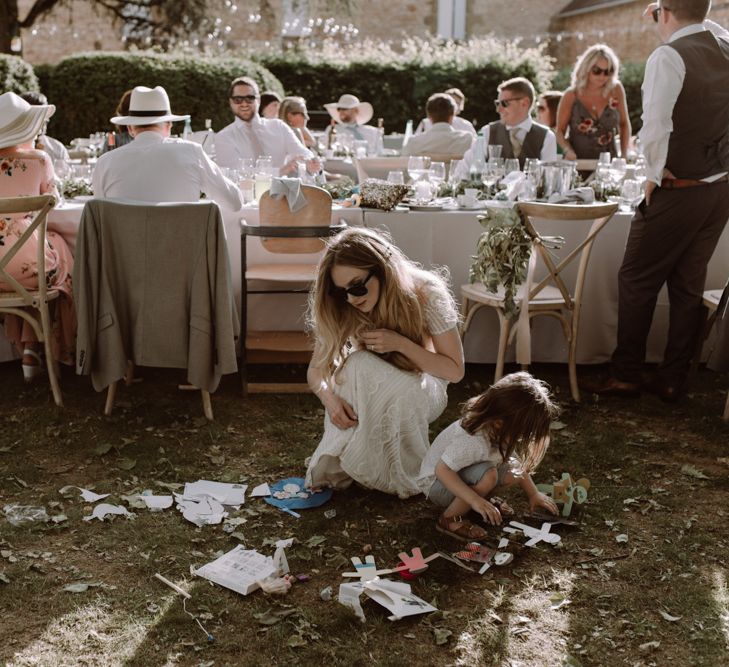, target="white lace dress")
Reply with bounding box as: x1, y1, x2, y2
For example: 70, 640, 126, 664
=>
305, 280, 460, 498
